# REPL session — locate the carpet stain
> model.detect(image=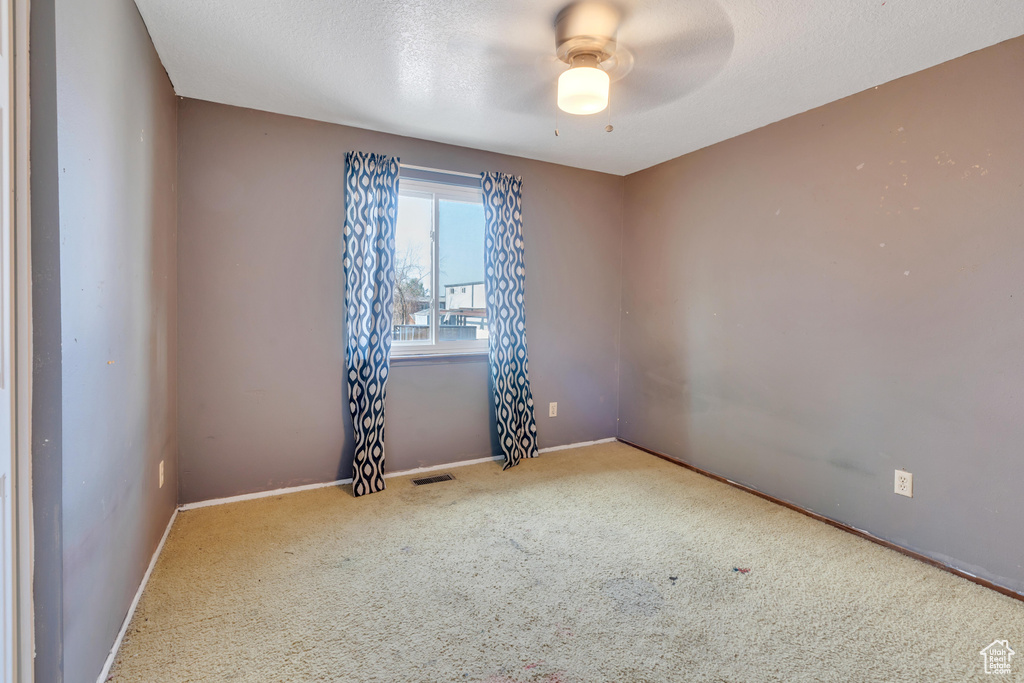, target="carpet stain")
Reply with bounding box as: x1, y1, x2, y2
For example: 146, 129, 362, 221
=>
484, 671, 565, 683
601, 577, 664, 616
